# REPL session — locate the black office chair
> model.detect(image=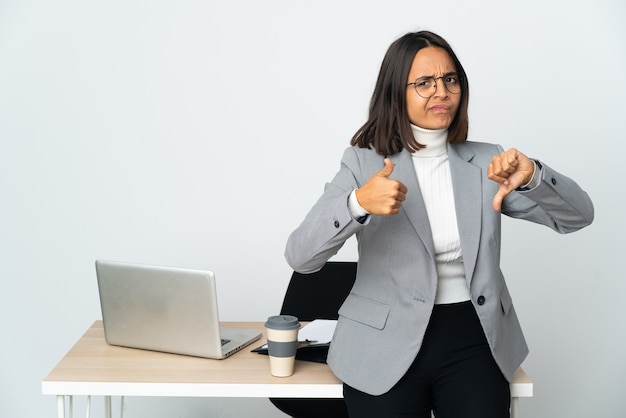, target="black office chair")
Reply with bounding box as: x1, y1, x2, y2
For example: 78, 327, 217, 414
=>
269, 261, 357, 418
